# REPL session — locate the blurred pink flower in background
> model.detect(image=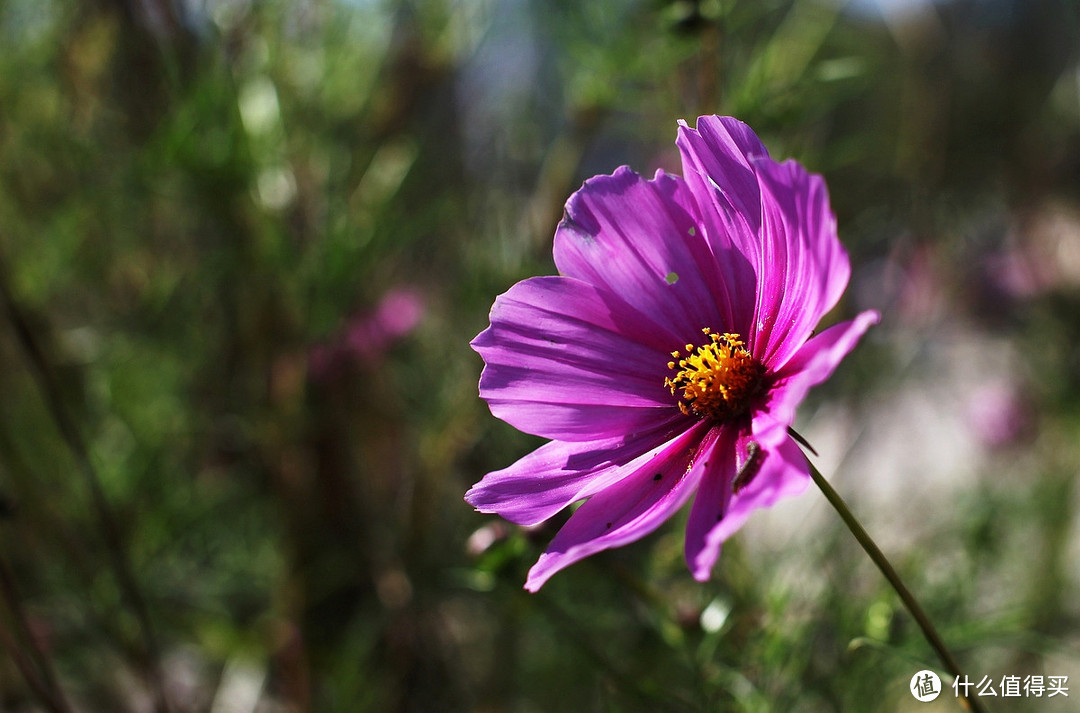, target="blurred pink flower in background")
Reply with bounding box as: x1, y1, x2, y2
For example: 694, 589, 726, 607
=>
965, 381, 1035, 451
979, 203, 1080, 308
309, 288, 425, 380
982, 248, 1049, 302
